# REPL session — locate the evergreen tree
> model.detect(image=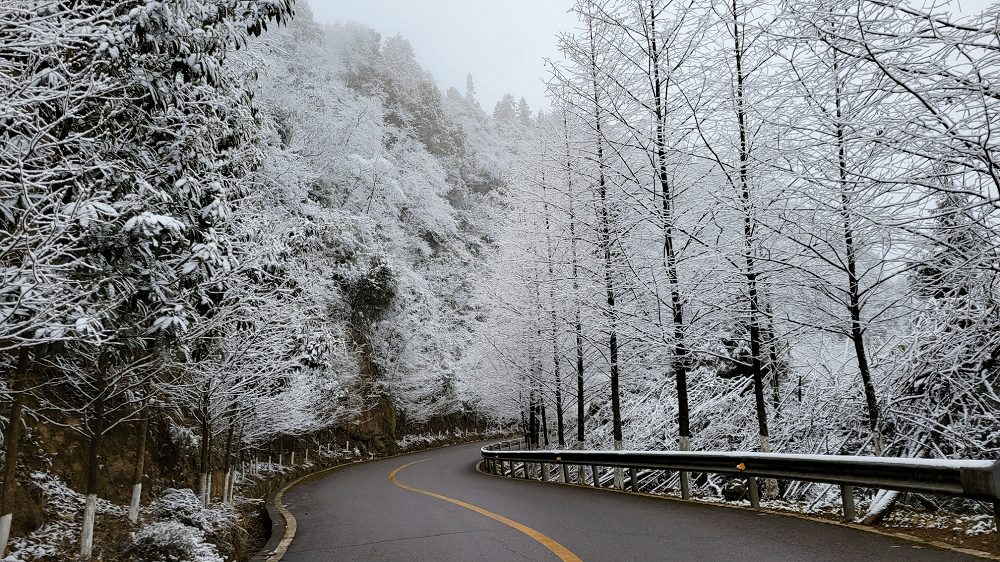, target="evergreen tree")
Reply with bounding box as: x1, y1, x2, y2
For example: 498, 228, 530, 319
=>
466, 72, 477, 101
517, 97, 533, 126
493, 93, 517, 122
